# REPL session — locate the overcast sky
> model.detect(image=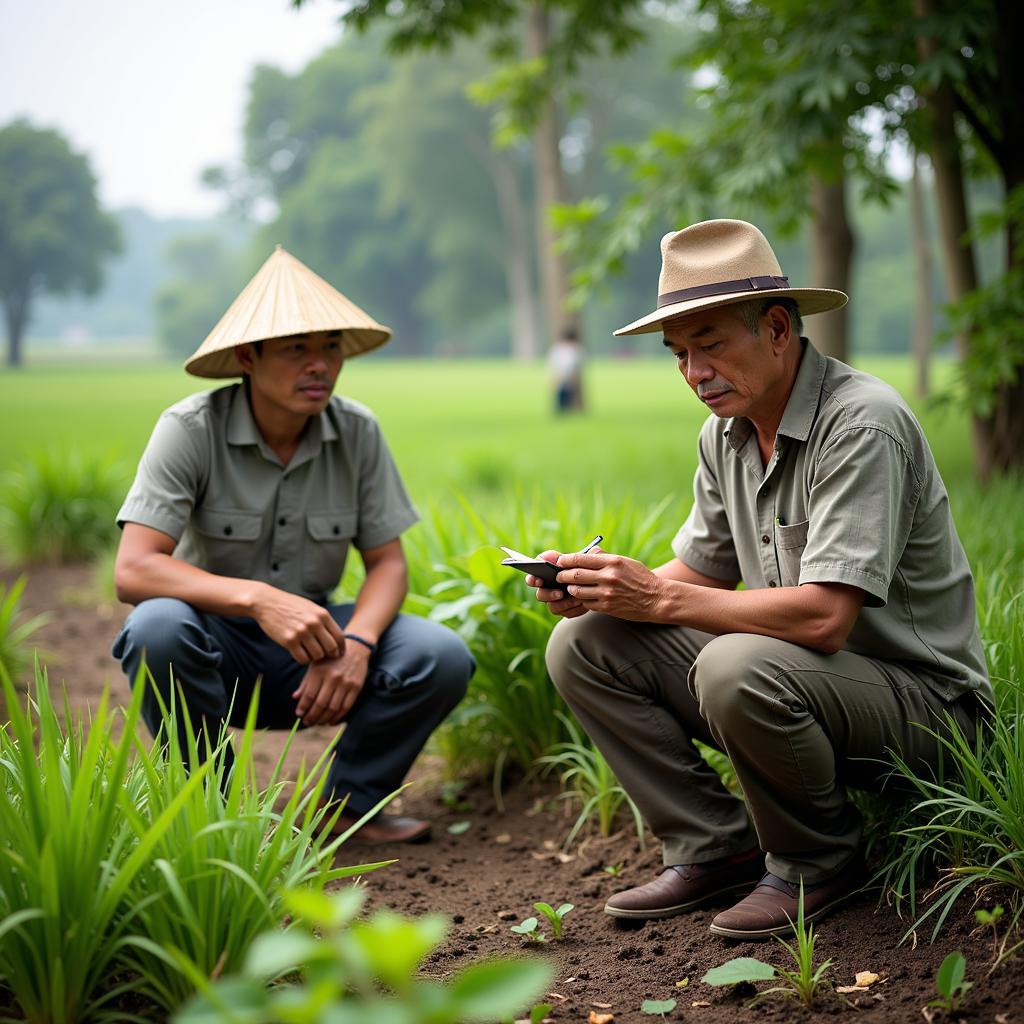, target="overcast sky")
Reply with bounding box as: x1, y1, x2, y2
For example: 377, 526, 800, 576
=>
1, 0, 345, 217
